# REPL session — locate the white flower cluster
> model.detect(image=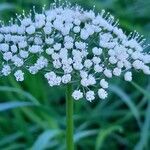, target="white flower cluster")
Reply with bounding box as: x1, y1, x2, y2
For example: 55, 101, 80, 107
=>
0, 2, 150, 101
